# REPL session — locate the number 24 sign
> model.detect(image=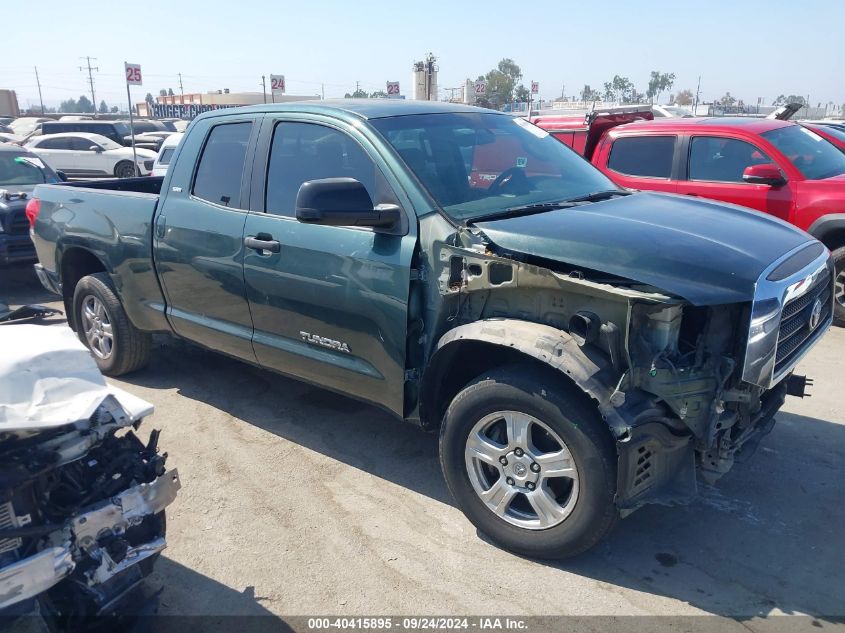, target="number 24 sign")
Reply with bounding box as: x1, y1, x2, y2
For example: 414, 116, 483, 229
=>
125, 63, 142, 86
